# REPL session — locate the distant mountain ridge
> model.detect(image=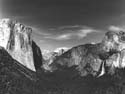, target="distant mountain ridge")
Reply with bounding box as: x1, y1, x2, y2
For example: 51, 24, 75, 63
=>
41, 30, 125, 78
49, 31, 125, 77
